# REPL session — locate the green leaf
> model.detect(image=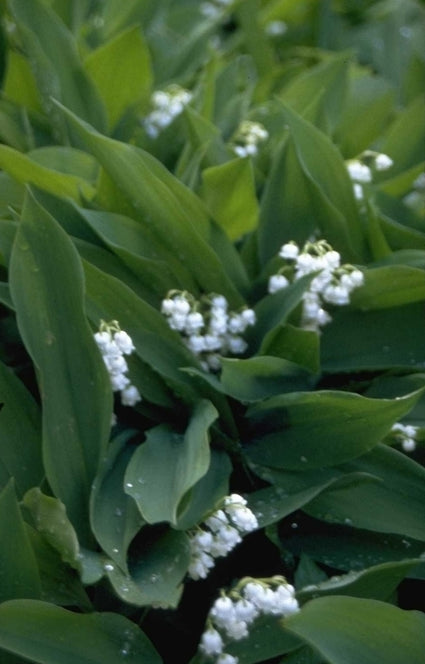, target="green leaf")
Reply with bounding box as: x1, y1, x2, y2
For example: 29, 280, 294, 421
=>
201, 157, 259, 241
297, 559, 421, 603
85, 25, 152, 129
259, 323, 320, 374
285, 596, 425, 664
107, 528, 190, 609
9, 0, 107, 139
0, 145, 95, 201
351, 265, 425, 309
0, 360, 42, 496
77, 207, 186, 299
90, 432, 145, 573
380, 96, 425, 175
280, 103, 367, 262
23, 488, 80, 569
9, 191, 112, 545
335, 73, 395, 157
306, 445, 425, 541
54, 101, 244, 305
245, 389, 423, 470
280, 54, 350, 131
258, 137, 316, 265
250, 273, 315, 352
124, 400, 217, 525
220, 356, 311, 402
321, 303, 425, 372
27, 527, 91, 610
0, 600, 162, 664
246, 476, 353, 529
29, 146, 98, 181
0, 481, 41, 602
176, 450, 232, 530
